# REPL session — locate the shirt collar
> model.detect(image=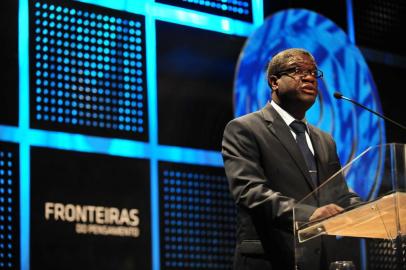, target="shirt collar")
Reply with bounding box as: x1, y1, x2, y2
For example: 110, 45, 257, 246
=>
270, 100, 309, 132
